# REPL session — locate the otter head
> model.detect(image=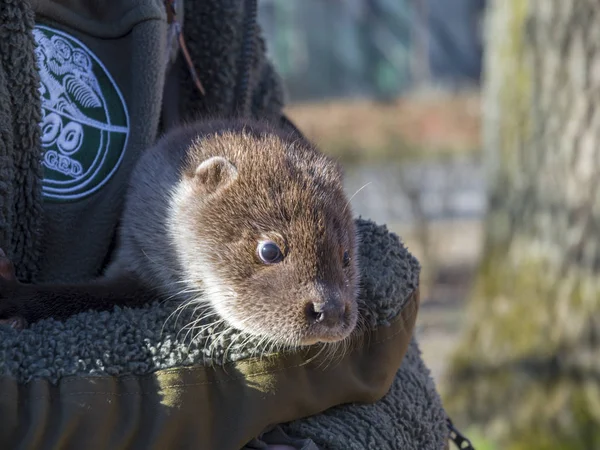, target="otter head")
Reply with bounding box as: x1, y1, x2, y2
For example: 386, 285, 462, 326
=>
169, 130, 359, 347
